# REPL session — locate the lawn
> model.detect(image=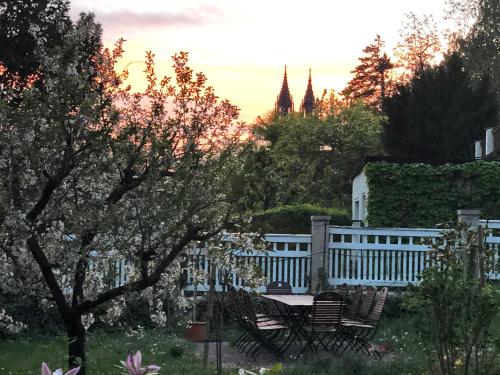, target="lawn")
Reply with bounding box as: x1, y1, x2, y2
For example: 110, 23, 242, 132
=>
0, 328, 214, 375
3, 308, 500, 375
0, 314, 431, 375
